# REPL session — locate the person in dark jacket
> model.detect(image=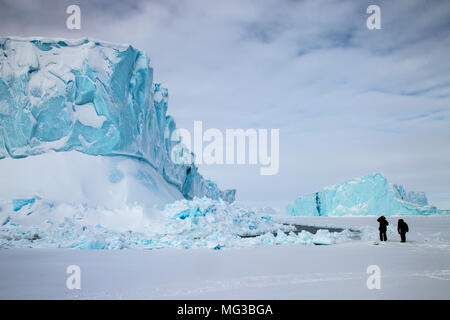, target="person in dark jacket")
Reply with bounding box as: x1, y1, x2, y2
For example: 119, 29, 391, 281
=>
377, 216, 389, 241
397, 219, 409, 242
